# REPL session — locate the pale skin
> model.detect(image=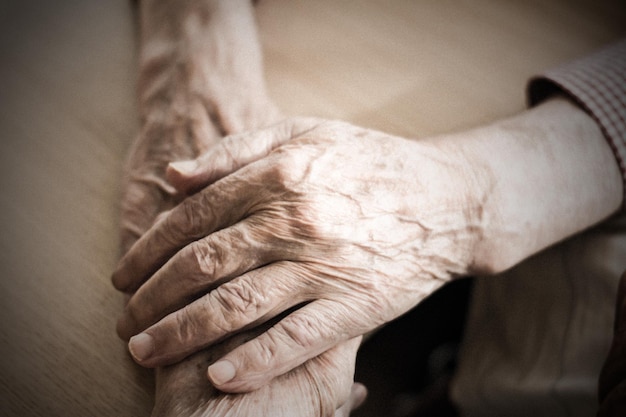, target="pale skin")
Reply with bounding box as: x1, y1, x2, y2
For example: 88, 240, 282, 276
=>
120, 0, 624, 413
120, 0, 365, 415
114, 90, 623, 399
